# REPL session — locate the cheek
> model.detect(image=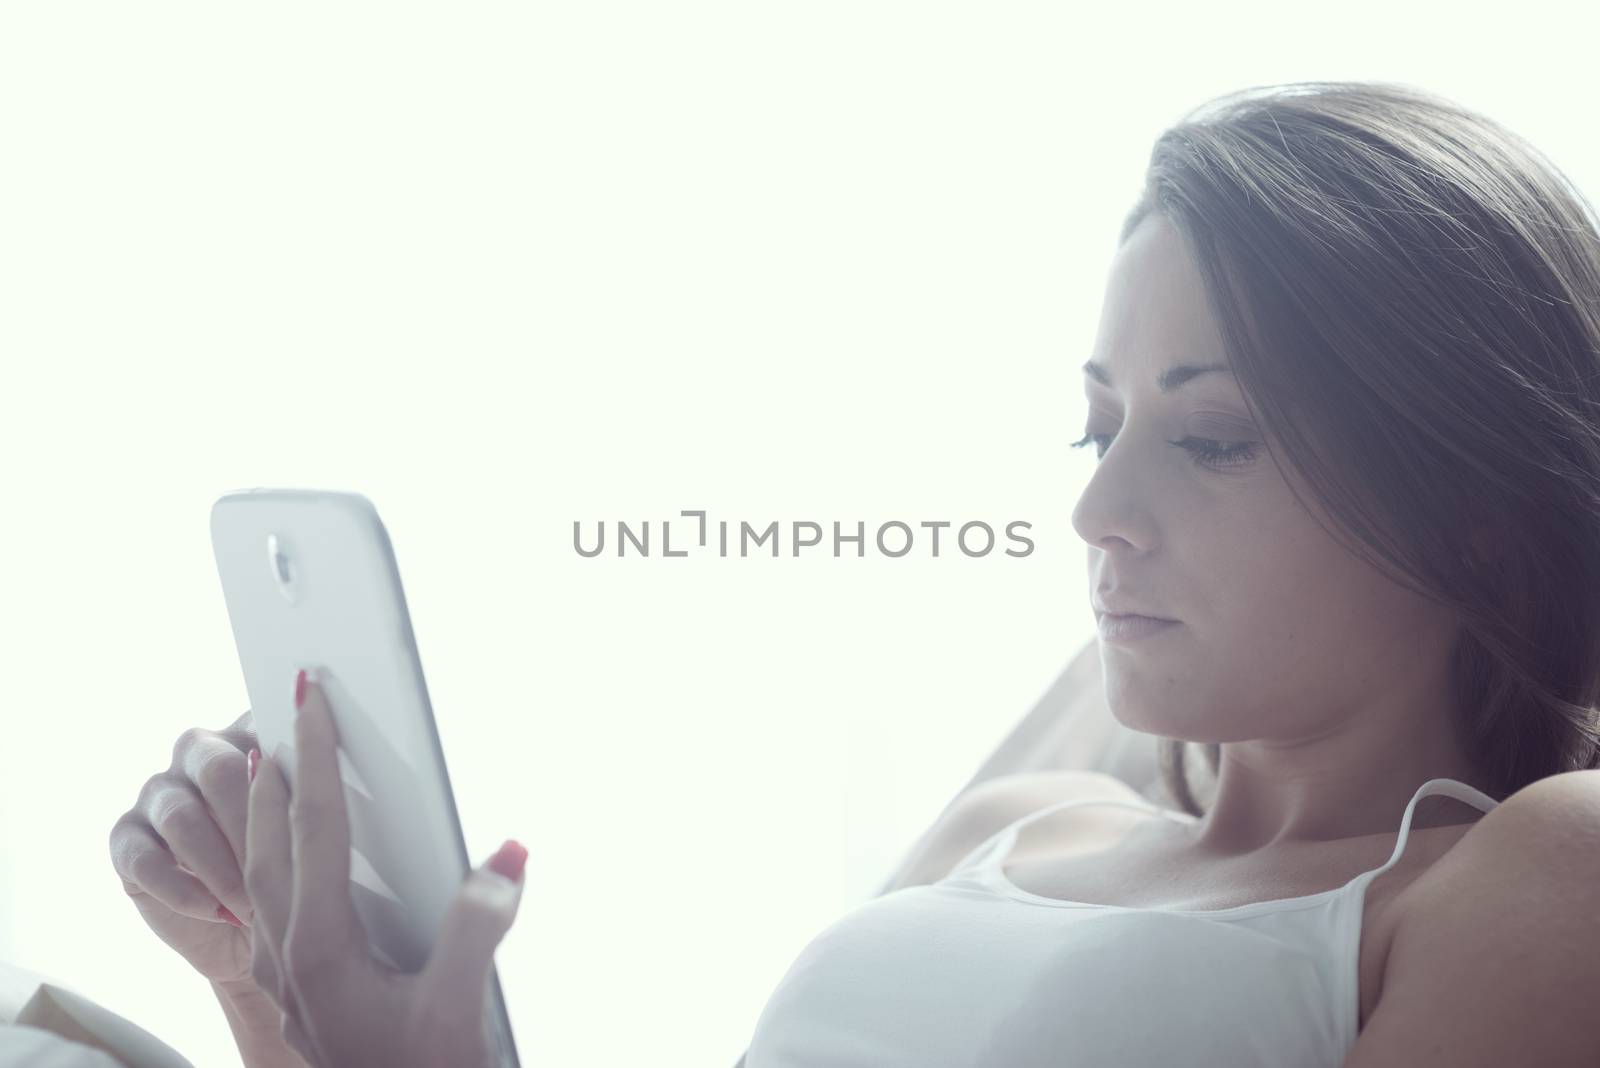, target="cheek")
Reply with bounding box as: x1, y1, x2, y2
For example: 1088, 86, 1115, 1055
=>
1208, 527, 1362, 666
1194, 528, 1430, 708
1100, 519, 1358, 735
